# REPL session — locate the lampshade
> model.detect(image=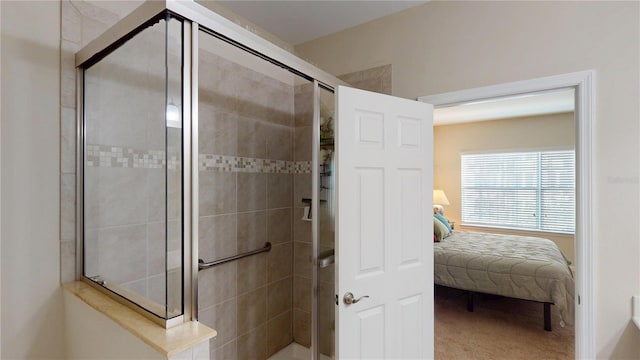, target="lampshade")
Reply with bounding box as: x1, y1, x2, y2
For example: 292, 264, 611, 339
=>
433, 189, 450, 205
